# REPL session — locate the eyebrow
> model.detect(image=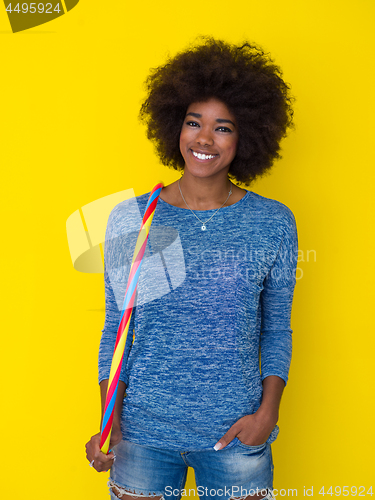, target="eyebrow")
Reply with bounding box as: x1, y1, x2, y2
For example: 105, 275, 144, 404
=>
186, 112, 236, 128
